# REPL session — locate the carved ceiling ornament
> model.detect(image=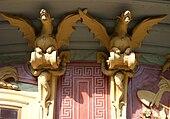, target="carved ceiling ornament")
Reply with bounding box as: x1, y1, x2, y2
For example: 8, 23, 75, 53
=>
79, 9, 166, 119
137, 58, 170, 119
0, 9, 82, 119
0, 8, 167, 119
